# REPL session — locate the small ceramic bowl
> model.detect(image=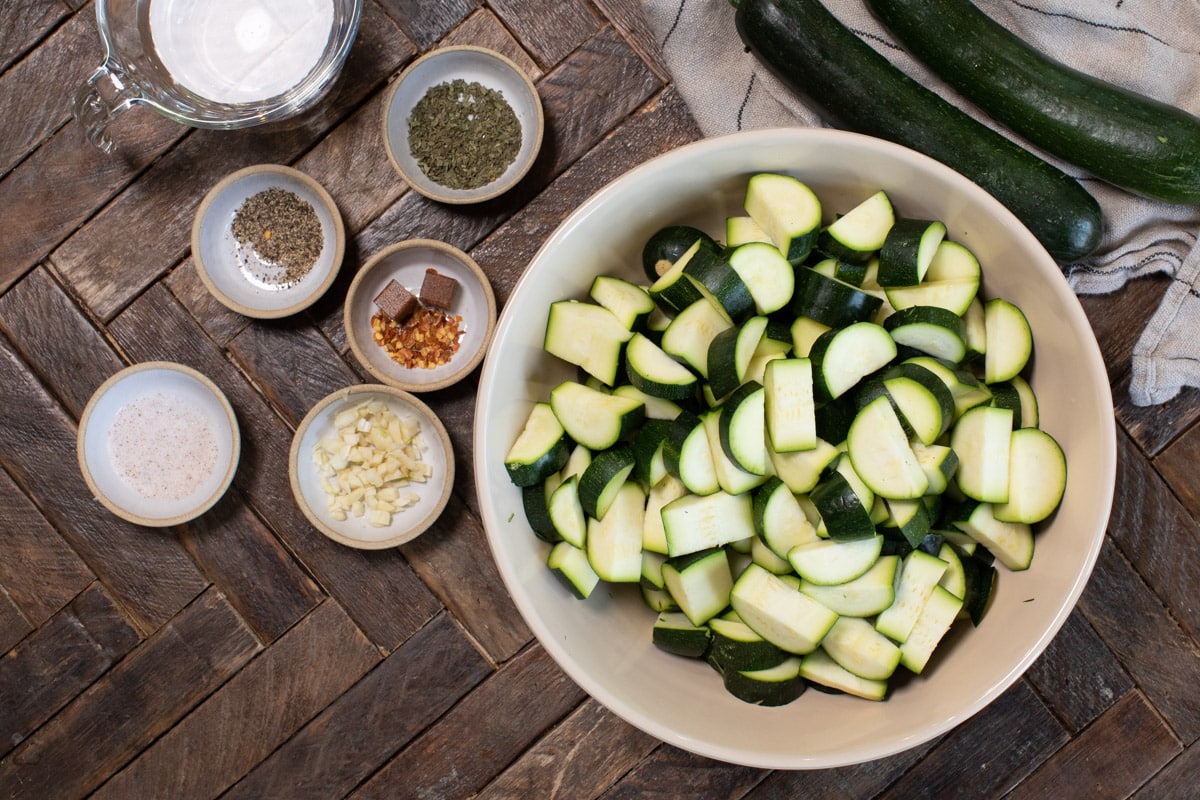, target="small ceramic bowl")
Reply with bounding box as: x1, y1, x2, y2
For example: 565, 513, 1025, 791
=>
344, 239, 497, 392
192, 164, 346, 318
382, 45, 544, 203
77, 361, 240, 527
289, 384, 454, 549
